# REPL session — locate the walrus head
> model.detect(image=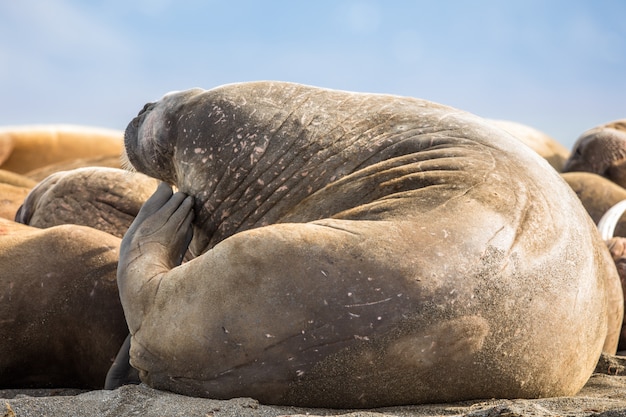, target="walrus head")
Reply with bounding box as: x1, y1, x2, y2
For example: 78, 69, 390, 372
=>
124, 88, 233, 256
123, 89, 206, 185
562, 120, 626, 187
